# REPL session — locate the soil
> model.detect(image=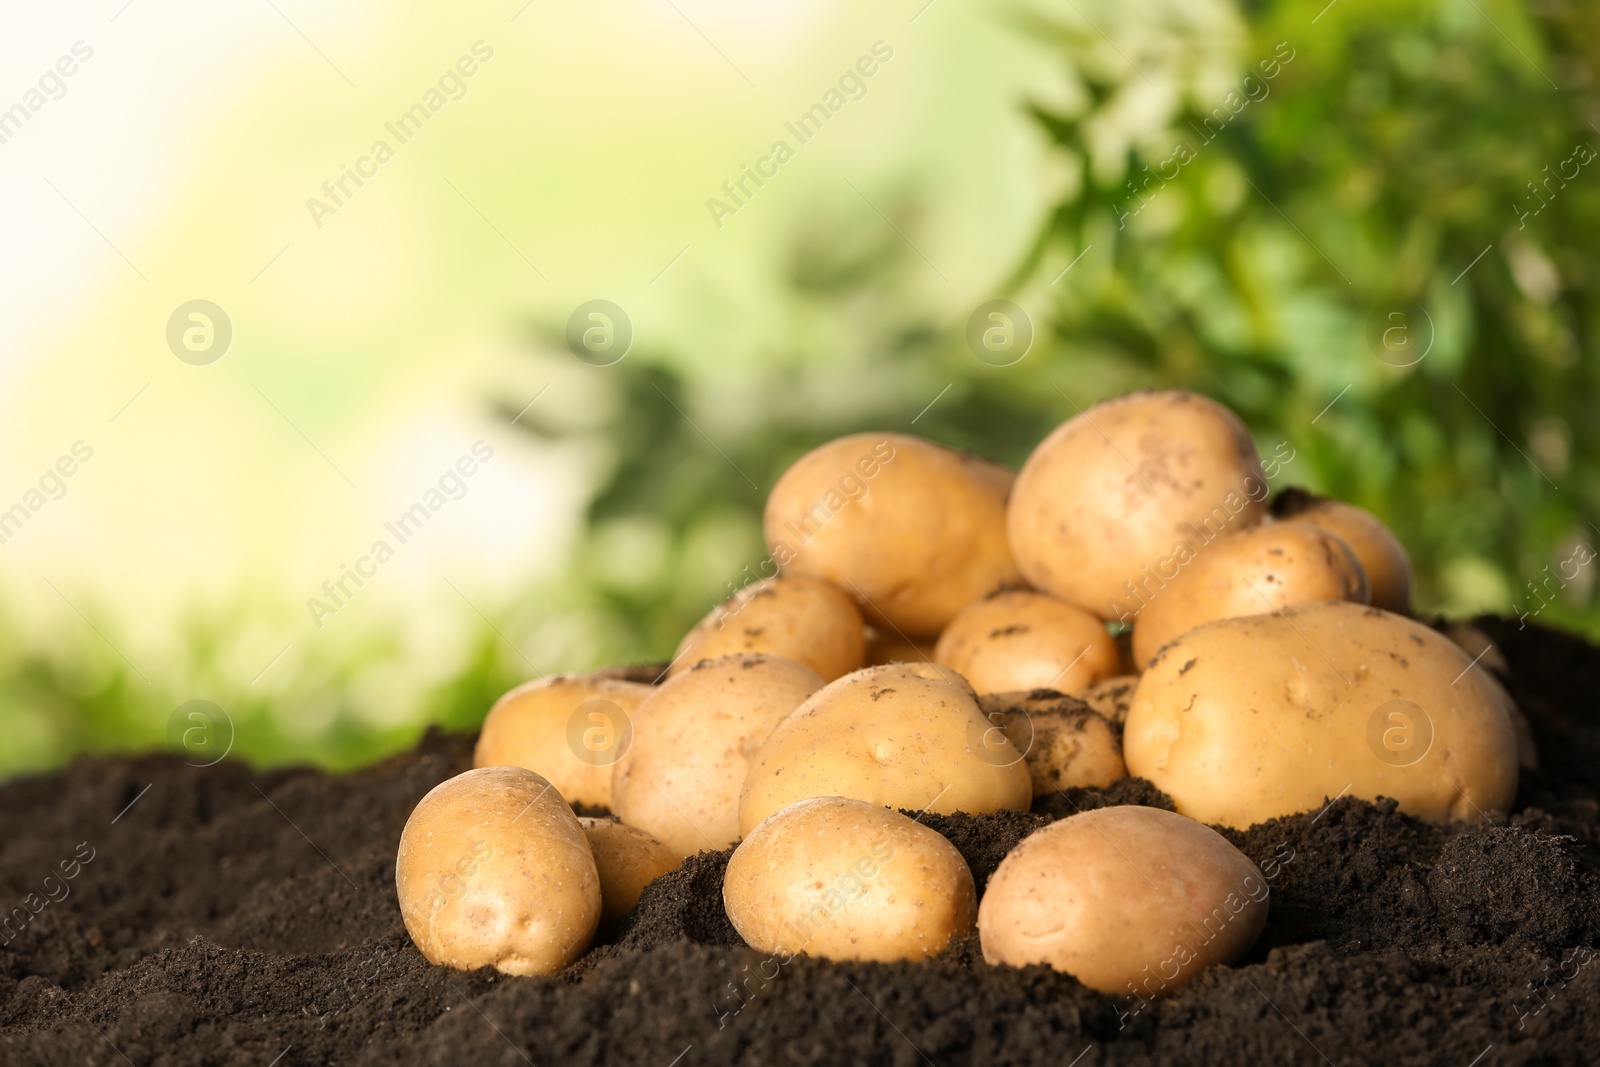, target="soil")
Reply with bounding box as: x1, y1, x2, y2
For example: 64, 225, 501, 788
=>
3, 617, 1599, 1066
